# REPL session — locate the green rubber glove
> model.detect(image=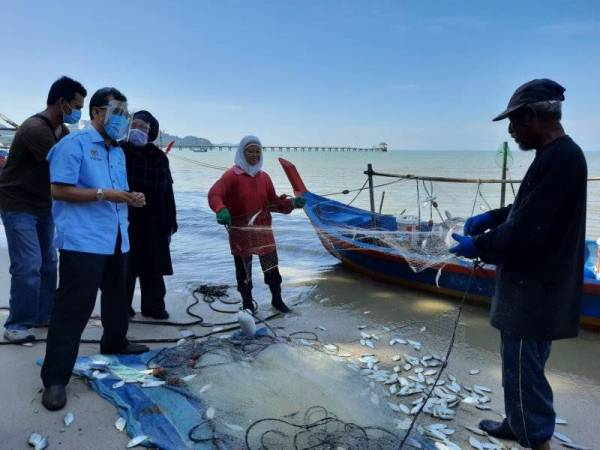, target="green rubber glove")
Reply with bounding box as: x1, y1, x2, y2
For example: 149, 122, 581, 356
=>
216, 207, 231, 225
292, 196, 306, 208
